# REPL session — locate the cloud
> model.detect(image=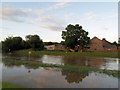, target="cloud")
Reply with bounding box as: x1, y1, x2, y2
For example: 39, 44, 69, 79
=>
81, 12, 108, 31
40, 23, 64, 31
0, 27, 11, 30
36, 16, 51, 22
47, 2, 68, 10
0, 2, 68, 23
0, 7, 32, 22
36, 15, 64, 23
83, 12, 98, 23
2, 15, 24, 22
1, 2, 68, 30
2, 7, 32, 16
1, 2, 69, 23
36, 2, 69, 15
36, 10, 44, 16
36, 15, 66, 31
